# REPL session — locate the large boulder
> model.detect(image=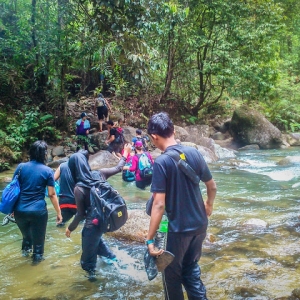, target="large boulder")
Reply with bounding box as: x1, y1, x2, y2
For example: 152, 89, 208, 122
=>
122, 126, 139, 144
89, 150, 119, 170
174, 125, 189, 141
213, 144, 236, 159
90, 131, 109, 150
52, 146, 65, 157
184, 125, 210, 144
197, 146, 218, 163
230, 106, 283, 149
108, 209, 150, 243
284, 132, 300, 146
196, 137, 216, 153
